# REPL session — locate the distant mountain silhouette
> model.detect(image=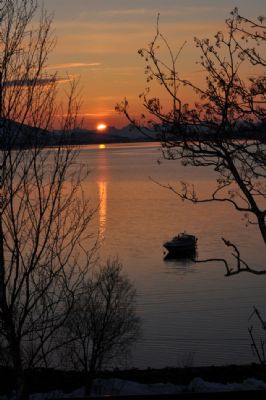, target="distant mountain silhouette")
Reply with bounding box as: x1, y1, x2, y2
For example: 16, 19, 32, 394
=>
58, 124, 160, 145
2, 119, 158, 148
1, 119, 264, 149
0, 118, 51, 148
